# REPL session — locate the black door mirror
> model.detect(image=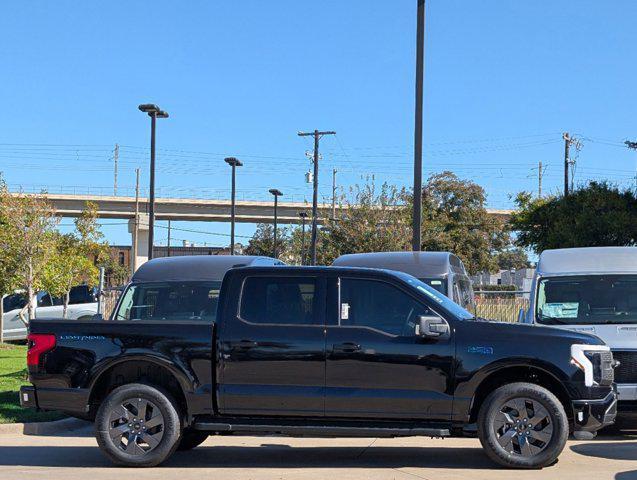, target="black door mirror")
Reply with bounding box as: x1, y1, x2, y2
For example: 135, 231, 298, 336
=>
417, 315, 449, 338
